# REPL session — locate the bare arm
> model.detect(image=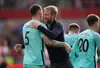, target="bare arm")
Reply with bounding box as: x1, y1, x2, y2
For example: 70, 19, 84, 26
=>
14, 36, 71, 53
14, 44, 22, 52
42, 36, 72, 53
